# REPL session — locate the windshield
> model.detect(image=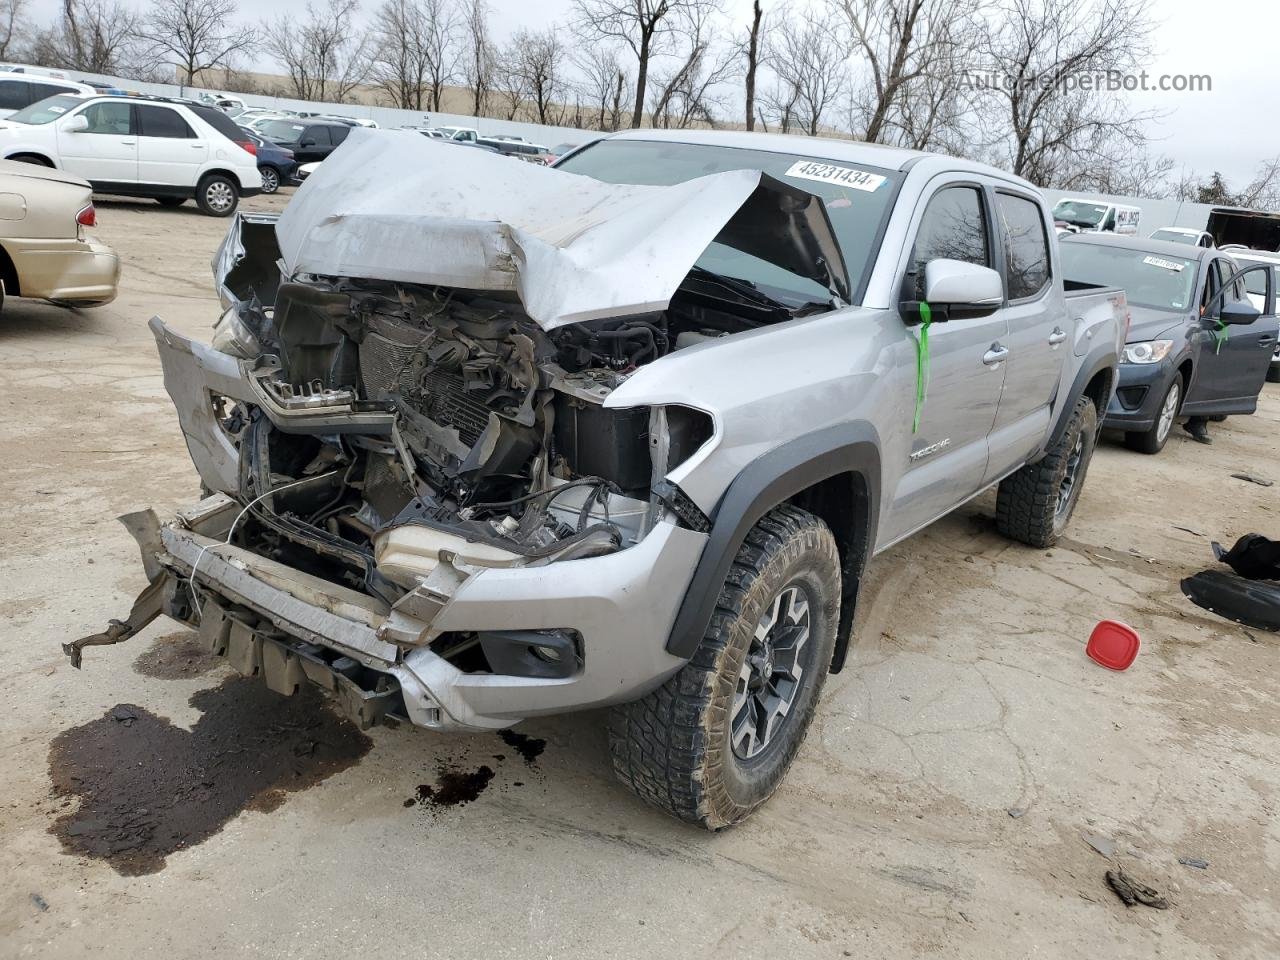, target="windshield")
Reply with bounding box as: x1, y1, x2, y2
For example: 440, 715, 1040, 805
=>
554, 138, 900, 303
1061, 241, 1197, 311
261, 119, 305, 141
1053, 200, 1108, 228
8, 94, 81, 125
1150, 229, 1196, 245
